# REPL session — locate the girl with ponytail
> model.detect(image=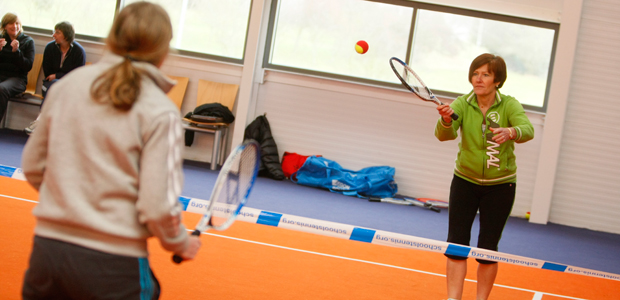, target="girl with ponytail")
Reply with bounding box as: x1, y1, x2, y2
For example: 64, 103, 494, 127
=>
22, 3, 201, 299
